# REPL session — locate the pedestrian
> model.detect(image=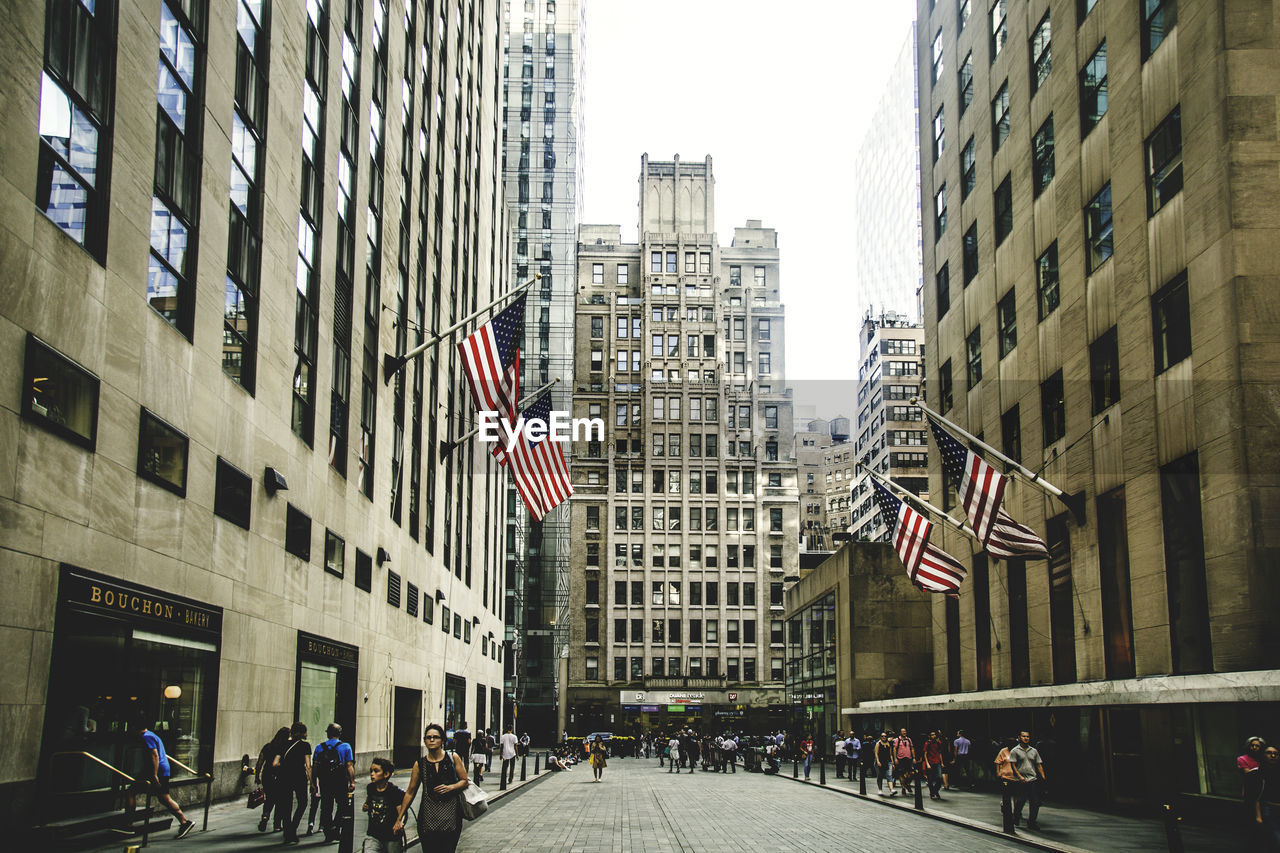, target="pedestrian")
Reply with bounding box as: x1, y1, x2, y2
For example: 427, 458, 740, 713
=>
1255, 745, 1280, 849
1241, 736, 1267, 794
875, 731, 896, 795
993, 736, 1018, 829
834, 730, 847, 778
312, 723, 356, 842
394, 724, 468, 853
952, 729, 972, 789
519, 732, 531, 757
471, 729, 487, 784
590, 737, 608, 781
924, 731, 945, 799
667, 733, 680, 773
125, 713, 195, 839
683, 730, 699, 774
453, 721, 473, 765
846, 732, 862, 780
893, 728, 916, 795
500, 725, 520, 787
254, 726, 290, 833
361, 758, 405, 853
1010, 731, 1047, 830
723, 733, 738, 773
801, 733, 814, 780
278, 722, 312, 845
